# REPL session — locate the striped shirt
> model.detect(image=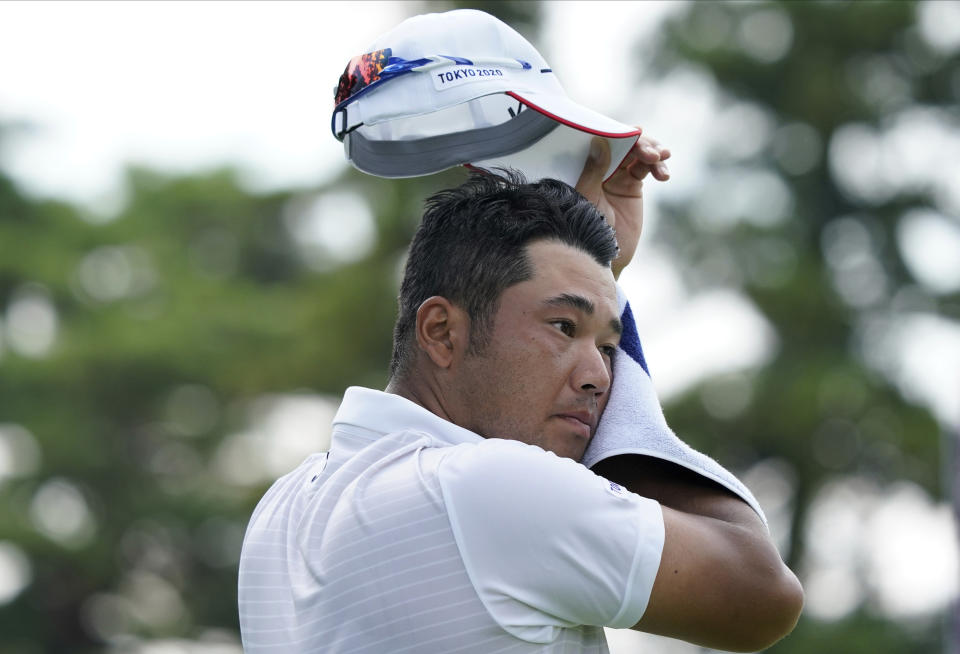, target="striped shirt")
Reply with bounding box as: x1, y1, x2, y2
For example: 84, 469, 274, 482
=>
238, 387, 664, 653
